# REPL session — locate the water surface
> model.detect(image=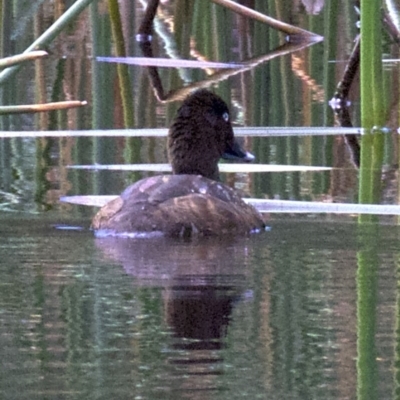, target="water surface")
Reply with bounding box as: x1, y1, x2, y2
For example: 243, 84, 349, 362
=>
1, 212, 398, 399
